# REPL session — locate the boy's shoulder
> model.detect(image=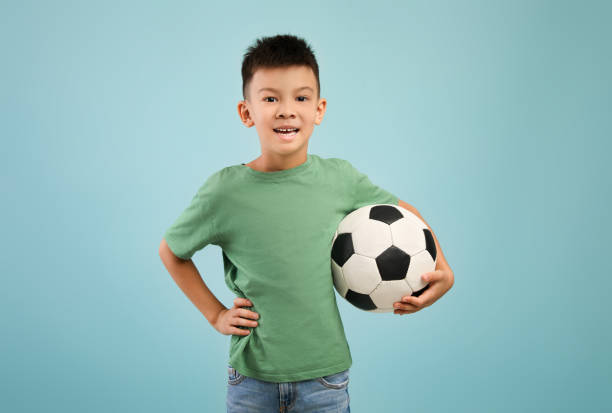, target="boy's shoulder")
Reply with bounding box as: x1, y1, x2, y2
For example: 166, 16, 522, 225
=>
314, 154, 346, 164
311, 154, 355, 172
314, 155, 355, 174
